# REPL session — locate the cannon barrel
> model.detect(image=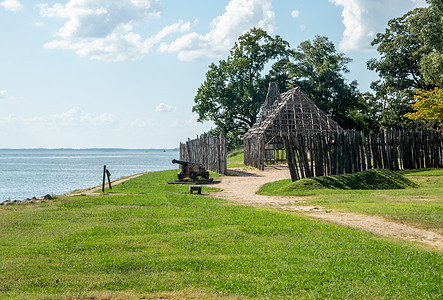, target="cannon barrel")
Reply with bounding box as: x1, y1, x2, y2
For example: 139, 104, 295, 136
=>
172, 159, 193, 166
